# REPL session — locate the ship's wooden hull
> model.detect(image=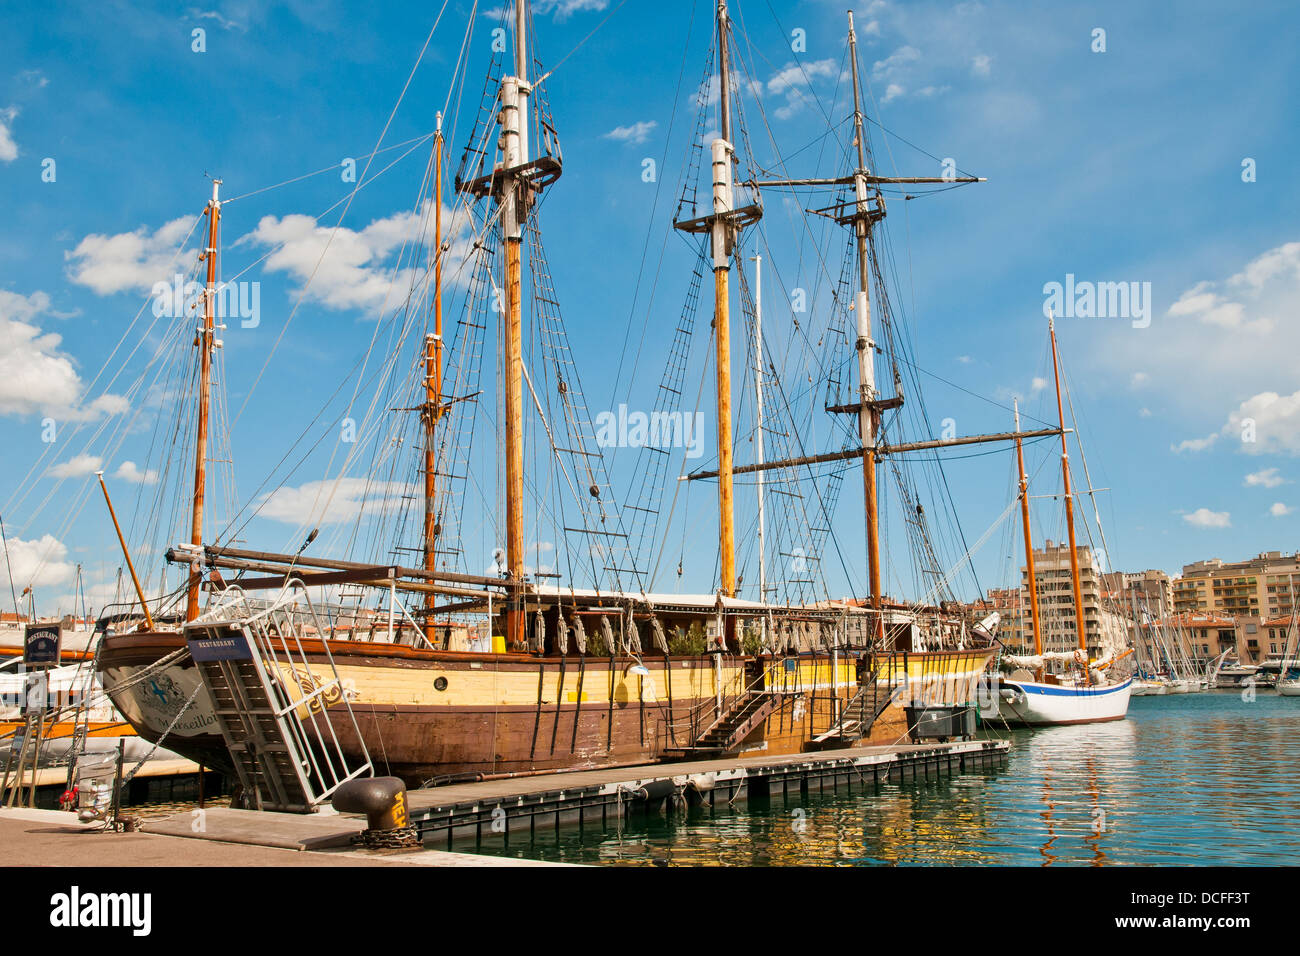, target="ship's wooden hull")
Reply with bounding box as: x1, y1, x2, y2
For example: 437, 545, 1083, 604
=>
100, 632, 994, 785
